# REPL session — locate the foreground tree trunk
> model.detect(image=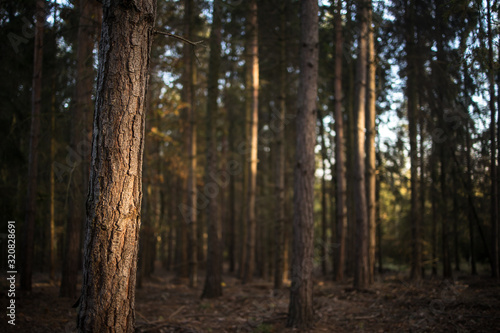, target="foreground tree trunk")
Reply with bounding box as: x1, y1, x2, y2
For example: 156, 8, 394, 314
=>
76, 1, 156, 331
243, 0, 259, 284
201, 0, 223, 299
333, 0, 347, 282
287, 0, 318, 328
353, 0, 370, 290
21, 0, 45, 292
